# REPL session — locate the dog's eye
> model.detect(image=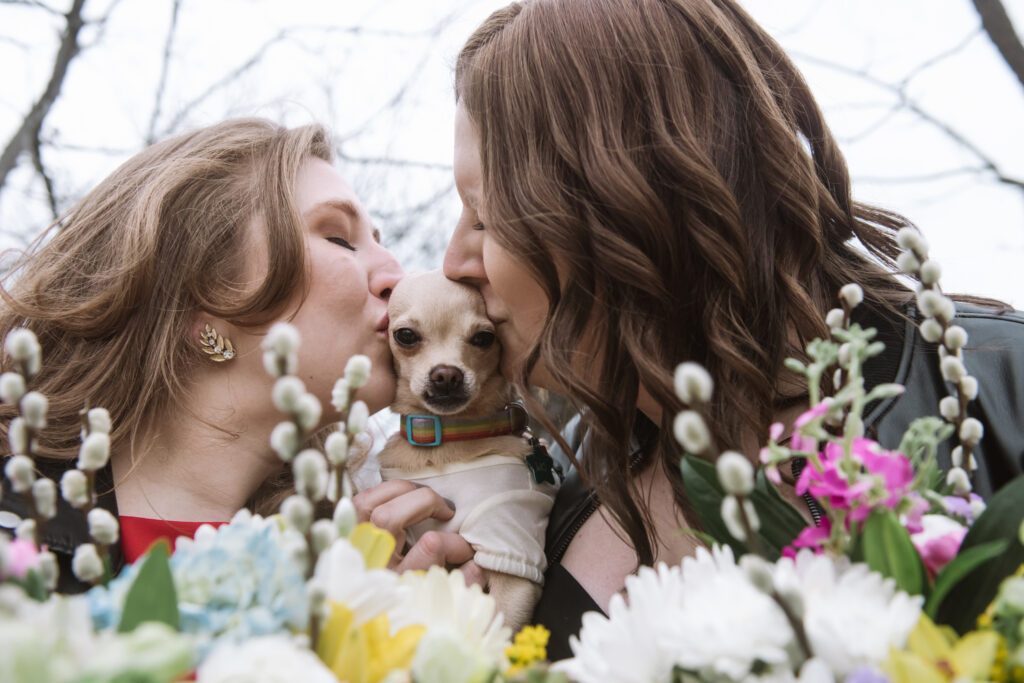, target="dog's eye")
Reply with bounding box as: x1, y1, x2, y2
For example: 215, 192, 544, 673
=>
469, 331, 496, 349
393, 328, 420, 347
